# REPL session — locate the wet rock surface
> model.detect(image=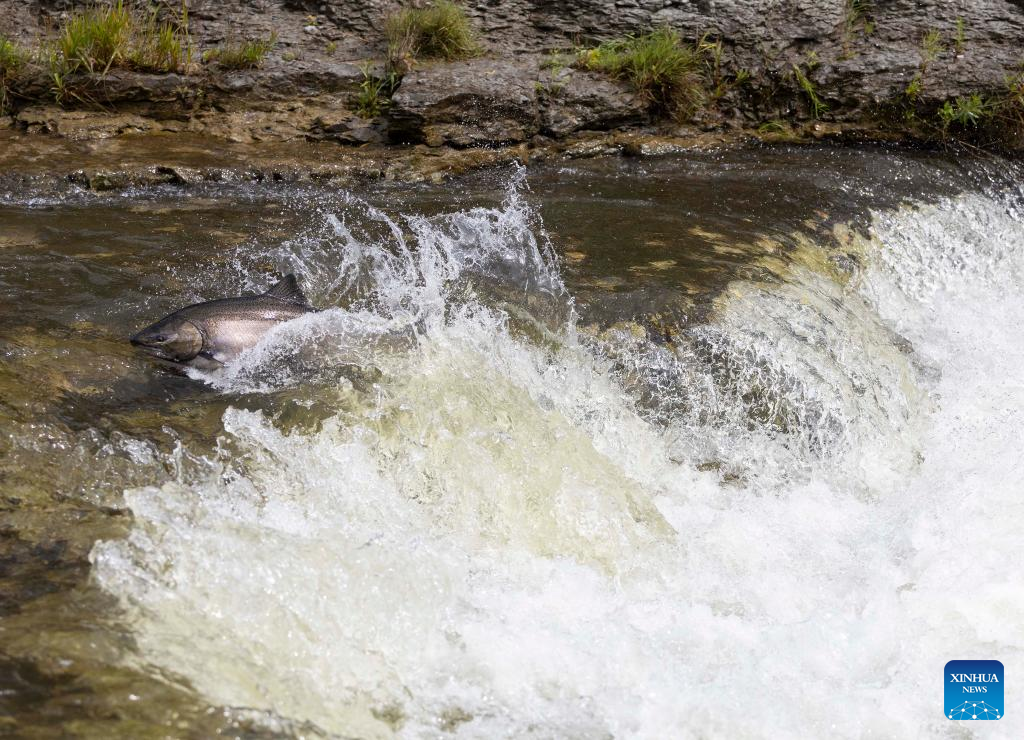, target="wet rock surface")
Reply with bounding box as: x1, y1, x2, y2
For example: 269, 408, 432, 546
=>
1, 1, 1023, 152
